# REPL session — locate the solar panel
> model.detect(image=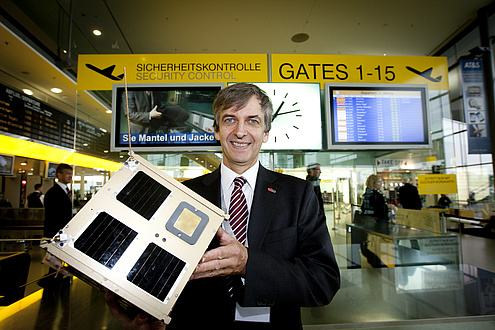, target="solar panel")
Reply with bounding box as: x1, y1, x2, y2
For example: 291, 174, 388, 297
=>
117, 171, 171, 220
127, 243, 185, 301
74, 212, 137, 269
40, 154, 228, 324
